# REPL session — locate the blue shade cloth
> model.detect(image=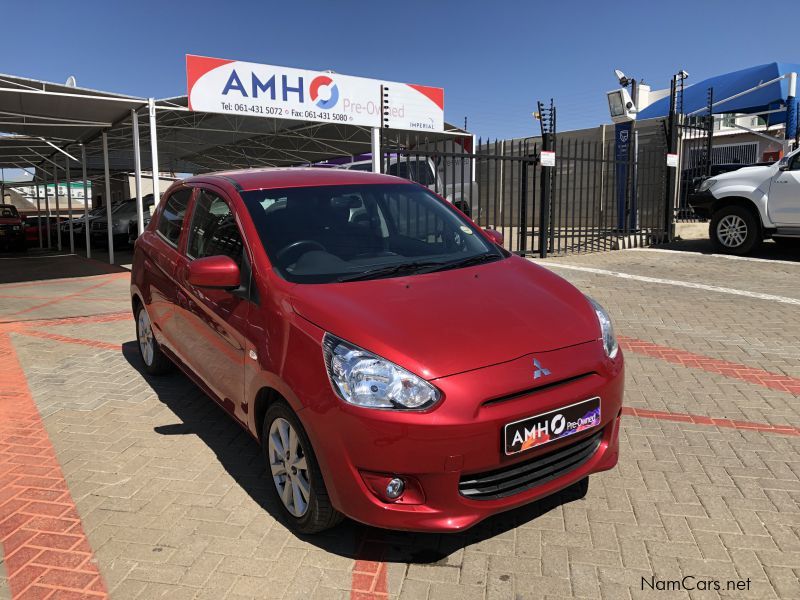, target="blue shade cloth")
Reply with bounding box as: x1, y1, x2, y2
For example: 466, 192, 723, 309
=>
639, 62, 800, 126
